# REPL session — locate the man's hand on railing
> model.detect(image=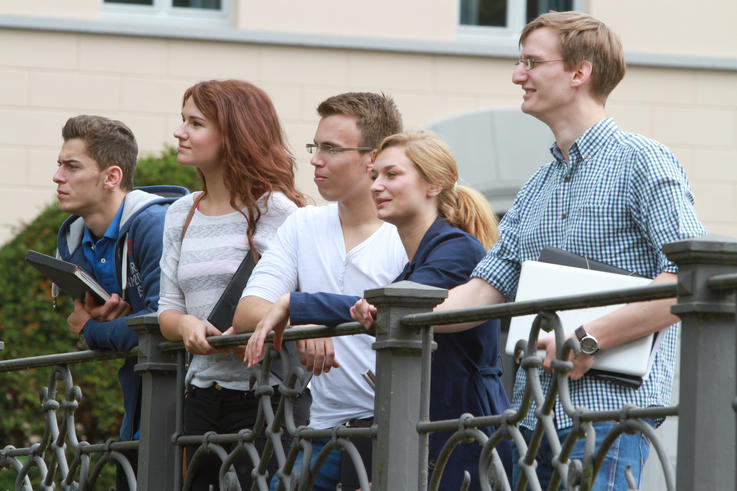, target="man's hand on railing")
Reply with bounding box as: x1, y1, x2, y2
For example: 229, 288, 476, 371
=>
538, 334, 594, 380
350, 298, 377, 329
298, 337, 340, 376
244, 293, 291, 367
84, 292, 132, 322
